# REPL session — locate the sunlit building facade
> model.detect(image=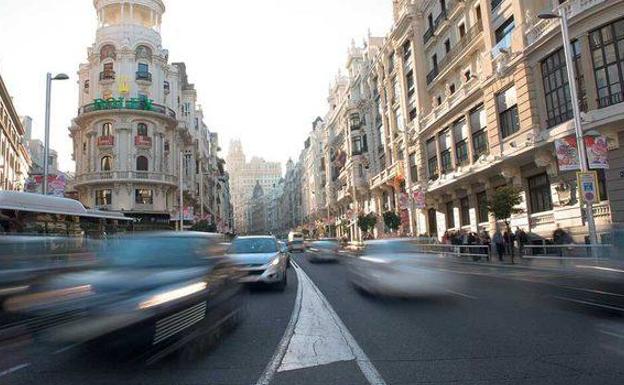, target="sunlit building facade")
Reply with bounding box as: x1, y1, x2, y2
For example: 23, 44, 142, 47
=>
0, 74, 30, 192
70, 0, 227, 227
